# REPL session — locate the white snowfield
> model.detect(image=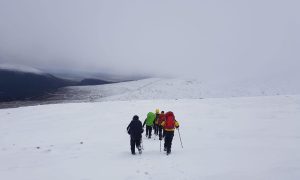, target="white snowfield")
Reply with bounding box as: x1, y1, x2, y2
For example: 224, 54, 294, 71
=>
0, 95, 300, 180
52, 77, 300, 102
